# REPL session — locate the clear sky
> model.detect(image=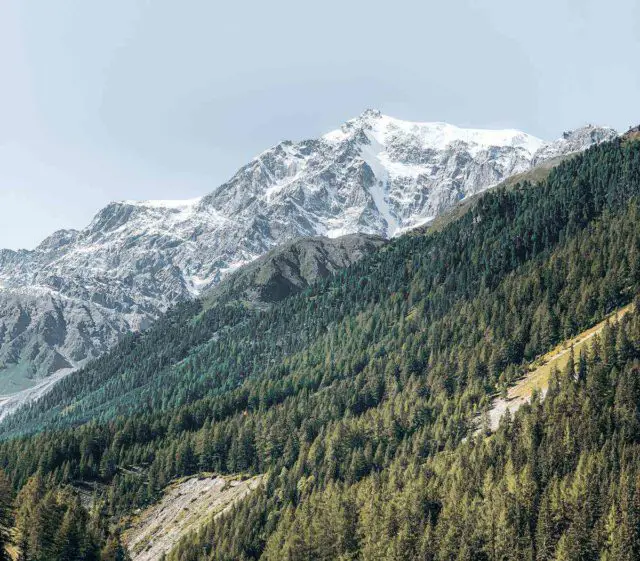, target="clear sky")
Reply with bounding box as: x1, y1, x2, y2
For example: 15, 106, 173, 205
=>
1, 0, 639, 249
